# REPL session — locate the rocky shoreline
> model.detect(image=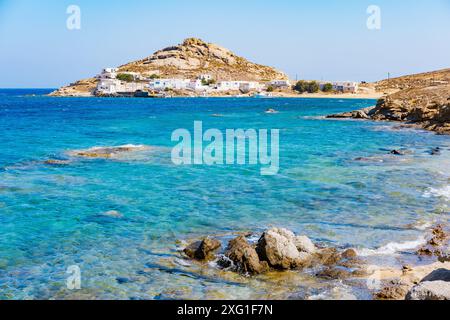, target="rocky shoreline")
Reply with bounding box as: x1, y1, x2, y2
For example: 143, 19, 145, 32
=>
327, 85, 450, 135
181, 226, 450, 300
